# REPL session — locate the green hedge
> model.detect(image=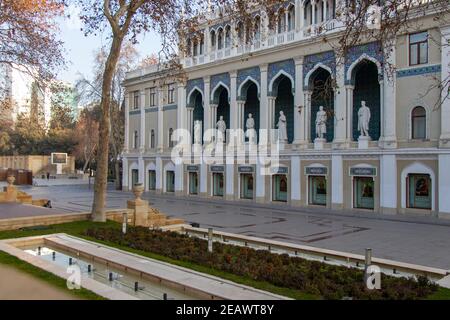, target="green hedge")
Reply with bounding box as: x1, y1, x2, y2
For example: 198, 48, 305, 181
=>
85, 226, 438, 300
